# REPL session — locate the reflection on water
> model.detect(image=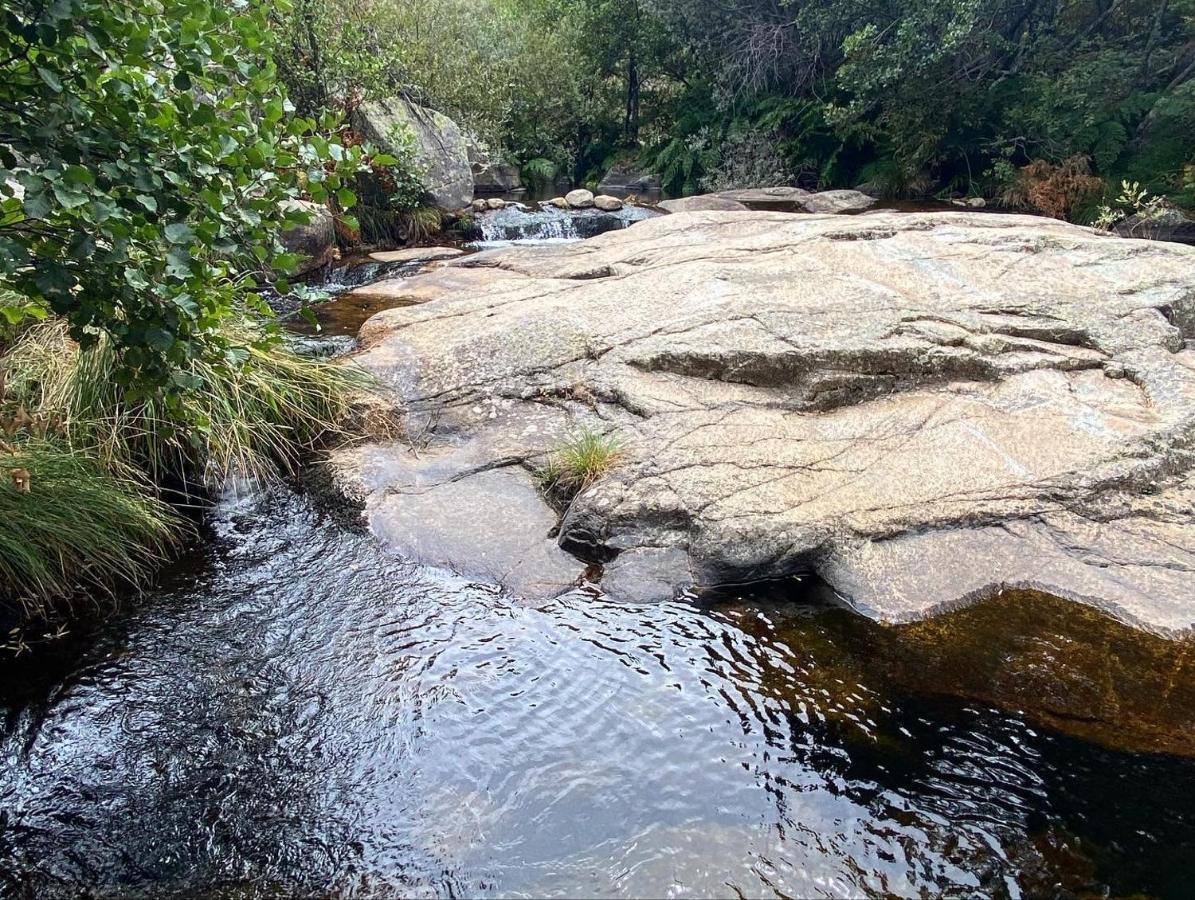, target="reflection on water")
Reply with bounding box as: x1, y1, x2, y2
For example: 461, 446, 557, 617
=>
1, 489, 1193, 898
